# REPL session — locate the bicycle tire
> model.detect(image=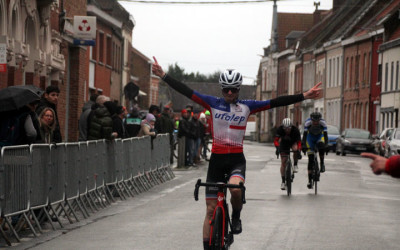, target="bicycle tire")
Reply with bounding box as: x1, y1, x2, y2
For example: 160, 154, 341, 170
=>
285, 160, 292, 196
314, 158, 318, 195
211, 207, 224, 250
